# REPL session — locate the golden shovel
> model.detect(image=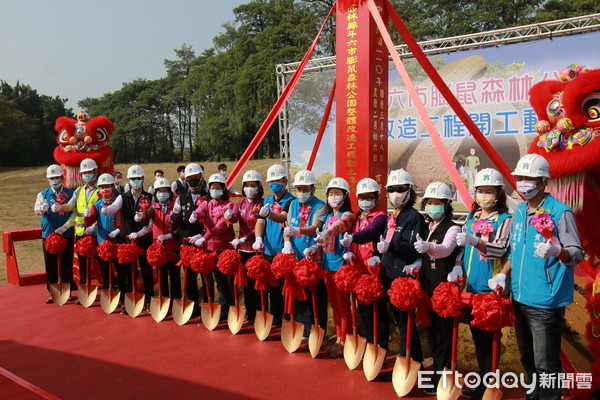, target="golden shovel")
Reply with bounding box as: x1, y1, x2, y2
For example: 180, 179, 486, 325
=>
482, 329, 502, 400
344, 293, 367, 370
201, 273, 221, 331
281, 294, 303, 353
172, 266, 194, 326
78, 258, 99, 308
150, 265, 170, 322
50, 256, 71, 306
125, 261, 145, 317
100, 260, 120, 314
228, 282, 246, 334
308, 285, 325, 358
254, 288, 274, 341
437, 317, 462, 400
392, 309, 421, 396
363, 301, 387, 381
